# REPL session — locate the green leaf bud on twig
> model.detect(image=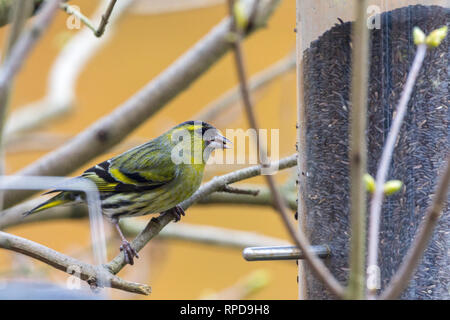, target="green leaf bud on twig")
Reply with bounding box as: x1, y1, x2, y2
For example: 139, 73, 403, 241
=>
383, 180, 403, 196
364, 173, 376, 194
245, 269, 270, 292
233, 1, 249, 31
425, 26, 448, 48
413, 27, 426, 45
